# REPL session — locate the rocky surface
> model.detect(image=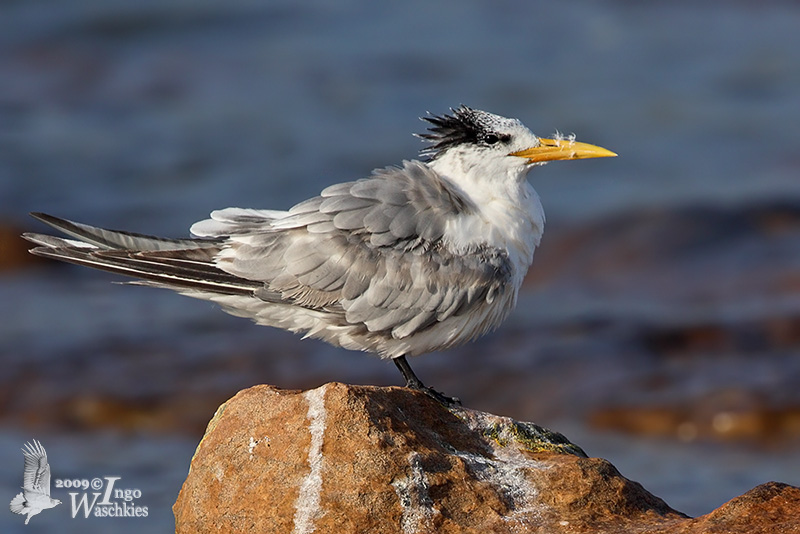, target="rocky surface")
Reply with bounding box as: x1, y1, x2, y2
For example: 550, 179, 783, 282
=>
173, 383, 798, 533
